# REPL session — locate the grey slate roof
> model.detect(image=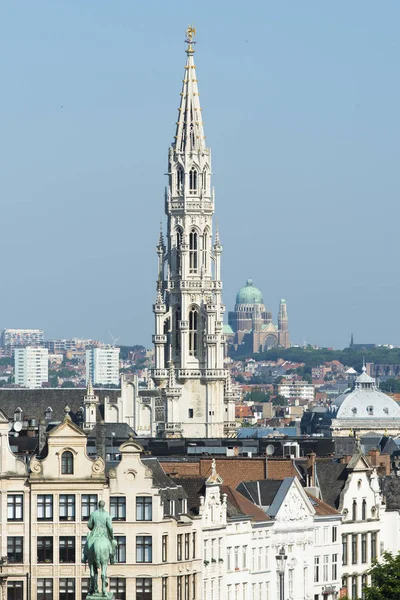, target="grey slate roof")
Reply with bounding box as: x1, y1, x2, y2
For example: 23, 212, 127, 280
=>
315, 460, 348, 509
0, 388, 120, 424
235, 479, 283, 508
